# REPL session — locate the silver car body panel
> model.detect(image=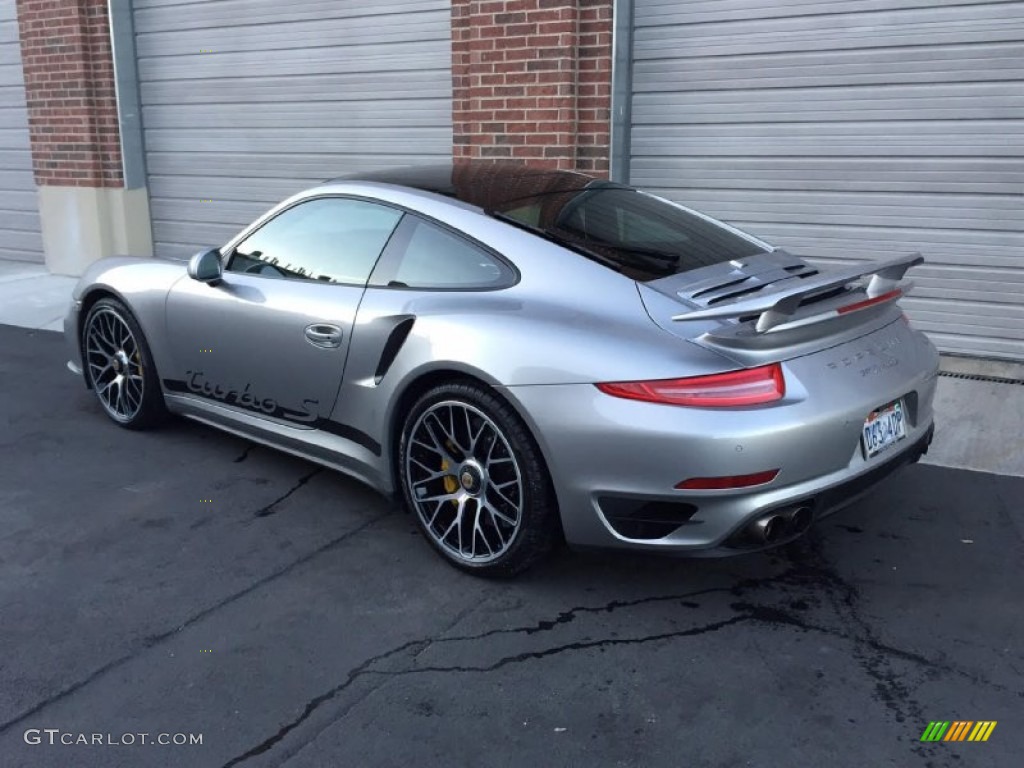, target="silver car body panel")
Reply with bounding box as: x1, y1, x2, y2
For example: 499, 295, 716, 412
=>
503, 317, 937, 550
65, 167, 939, 553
